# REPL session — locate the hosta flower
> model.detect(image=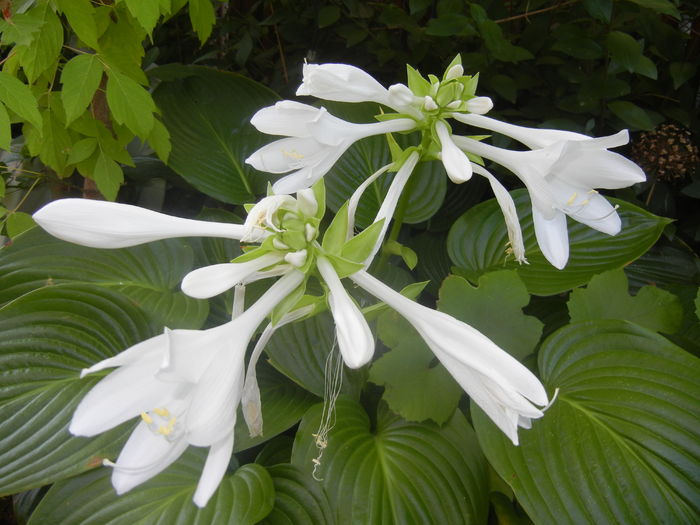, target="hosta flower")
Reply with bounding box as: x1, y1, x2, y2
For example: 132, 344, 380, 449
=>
33, 199, 247, 249
453, 131, 645, 269
246, 102, 415, 194
70, 270, 305, 507
436, 121, 473, 183
351, 270, 548, 445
